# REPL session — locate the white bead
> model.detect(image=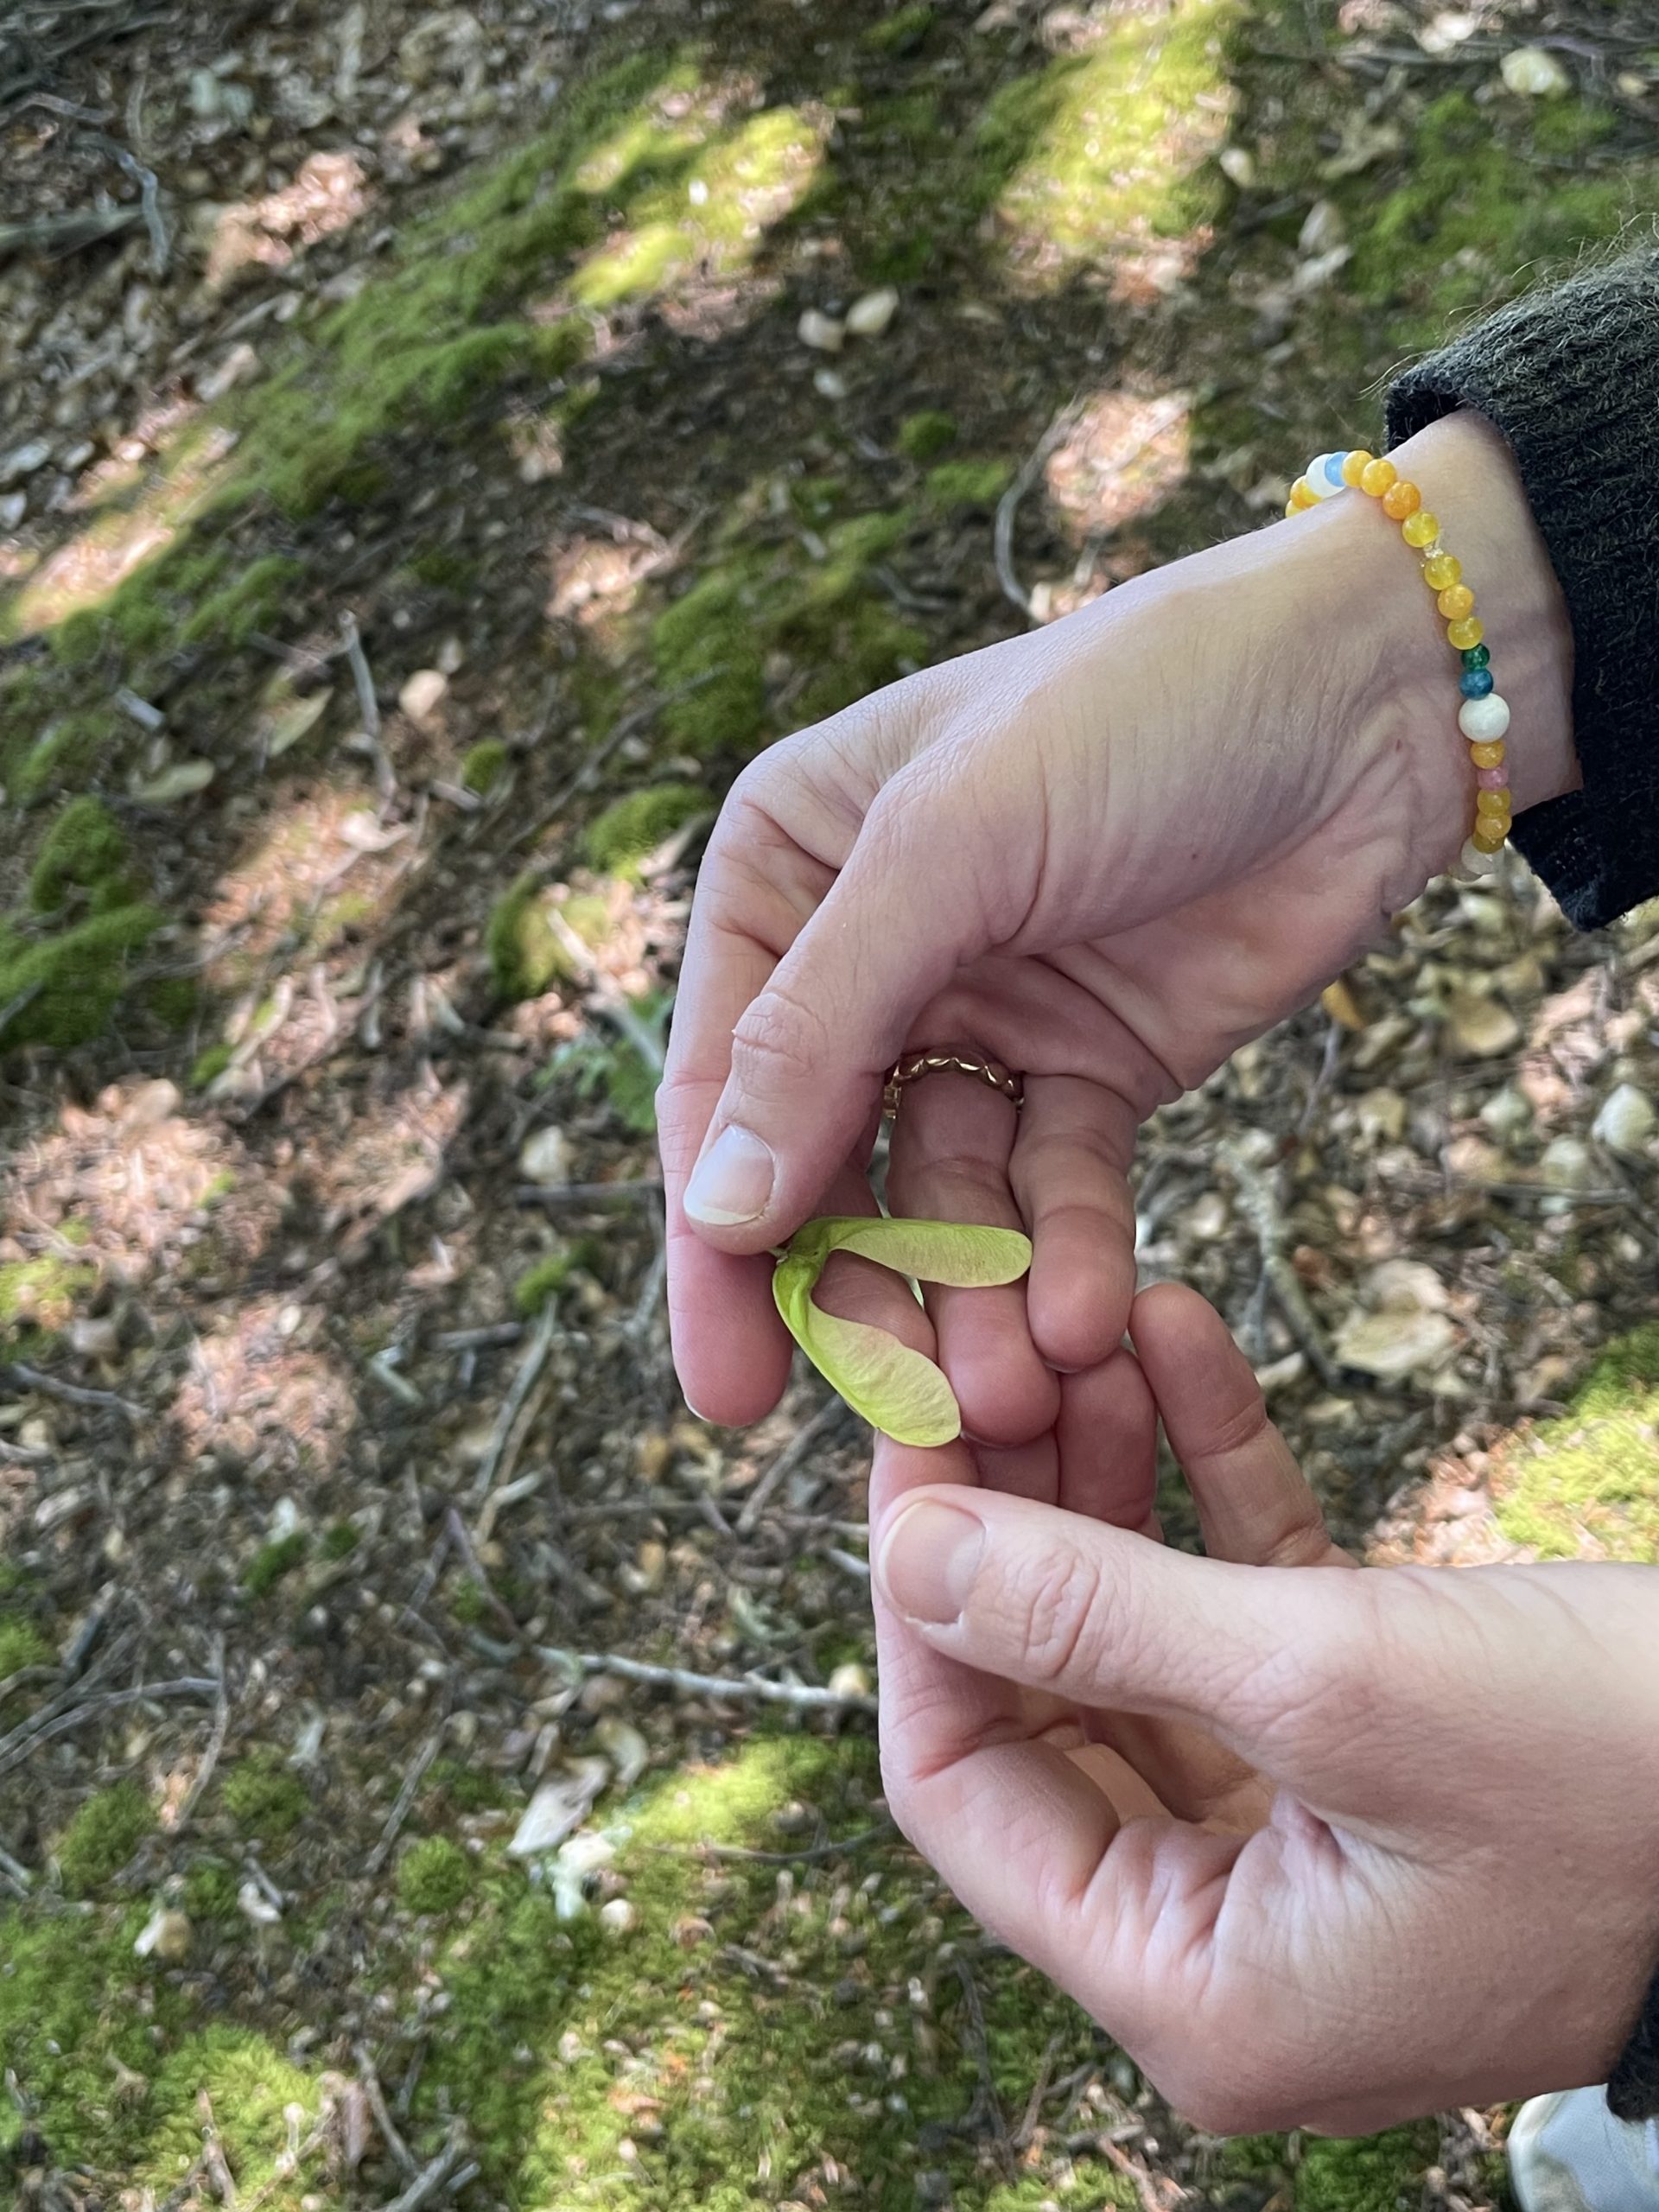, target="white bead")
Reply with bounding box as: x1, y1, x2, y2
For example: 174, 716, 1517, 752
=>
1459, 839, 1501, 877
1304, 453, 1344, 500
1458, 692, 1510, 741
